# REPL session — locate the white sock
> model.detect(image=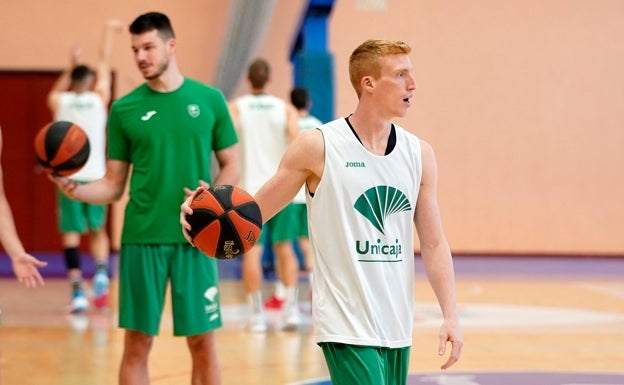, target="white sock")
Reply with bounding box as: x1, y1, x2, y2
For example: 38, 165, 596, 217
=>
274, 280, 286, 300
284, 286, 299, 308
248, 292, 263, 314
